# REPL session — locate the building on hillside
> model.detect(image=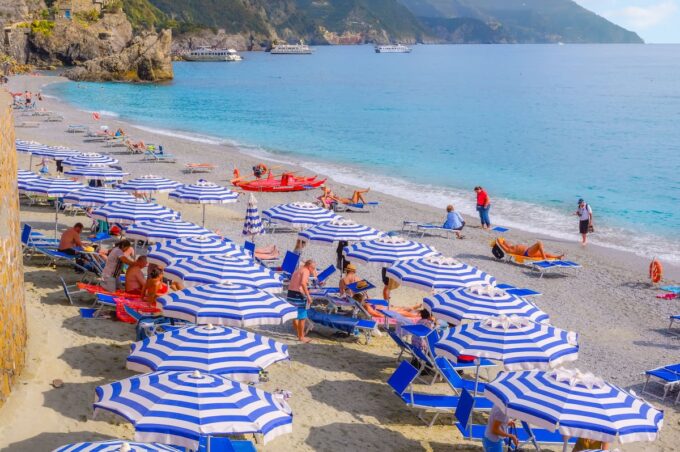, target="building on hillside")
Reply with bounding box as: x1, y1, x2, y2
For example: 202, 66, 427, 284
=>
55, 0, 108, 21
